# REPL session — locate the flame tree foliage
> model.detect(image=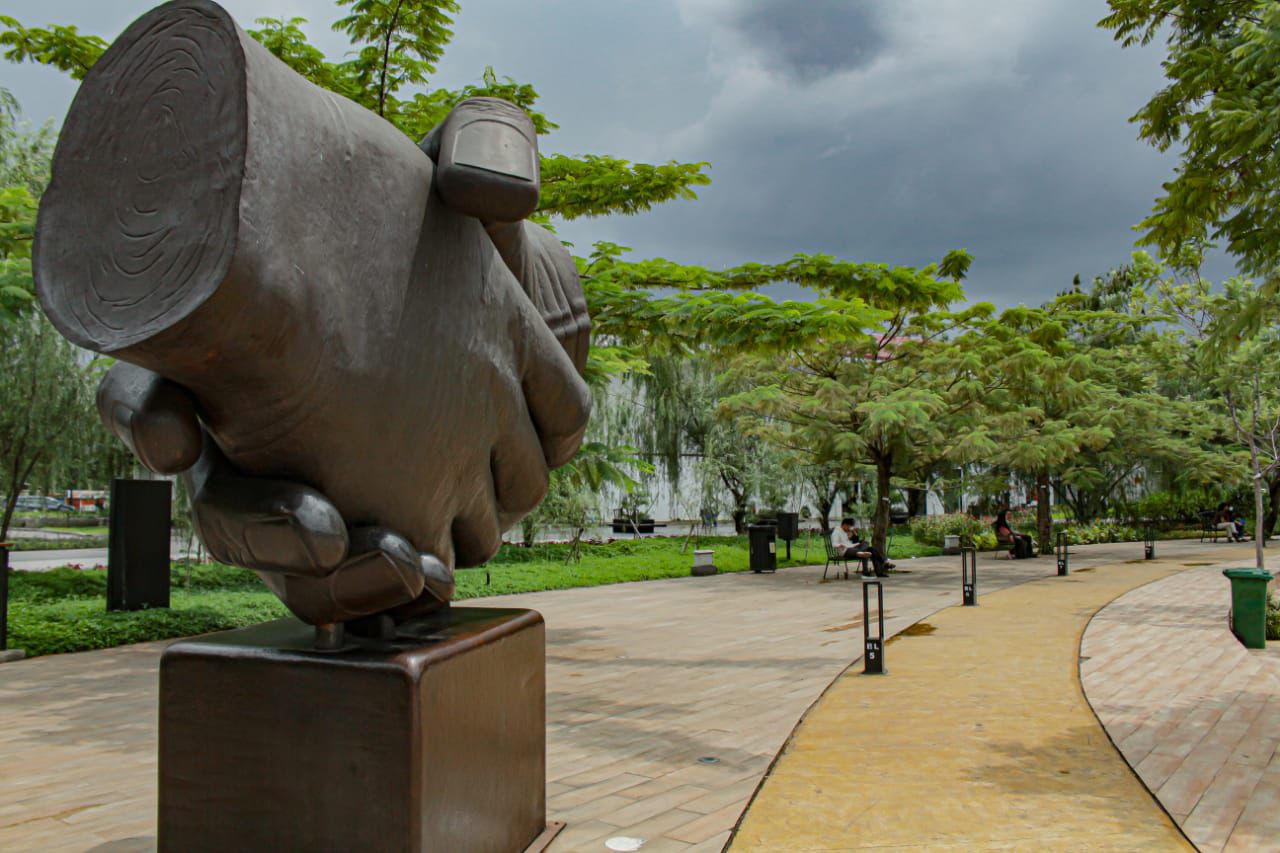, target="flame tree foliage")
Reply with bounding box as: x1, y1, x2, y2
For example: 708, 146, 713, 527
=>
1100, 1, 1280, 336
